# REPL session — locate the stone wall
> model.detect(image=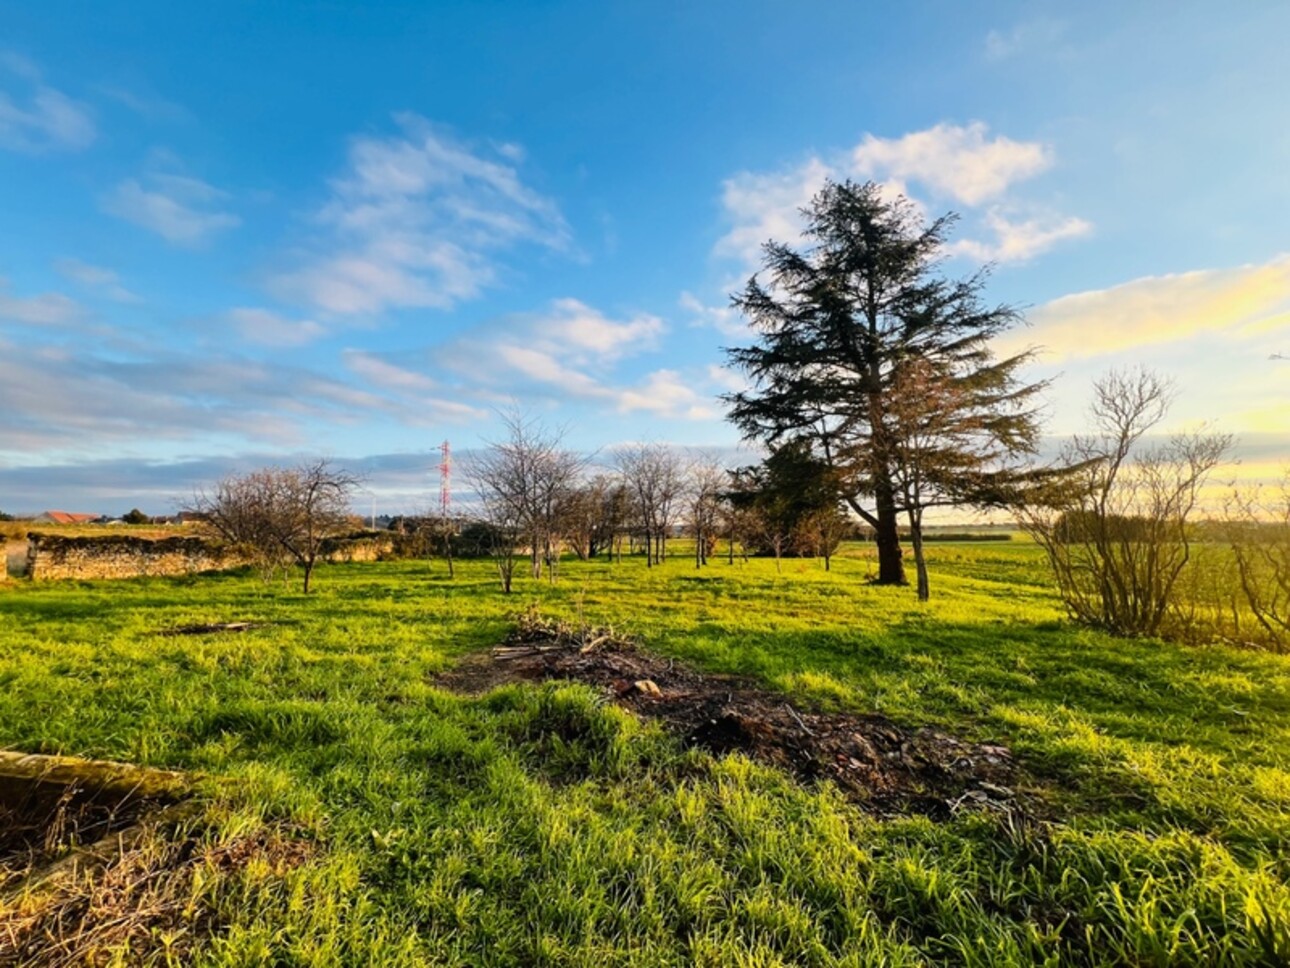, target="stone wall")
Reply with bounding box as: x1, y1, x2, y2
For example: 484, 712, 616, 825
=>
24, 531, 397, 581
26, 533, 244, 581
319, 533, 395, 563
